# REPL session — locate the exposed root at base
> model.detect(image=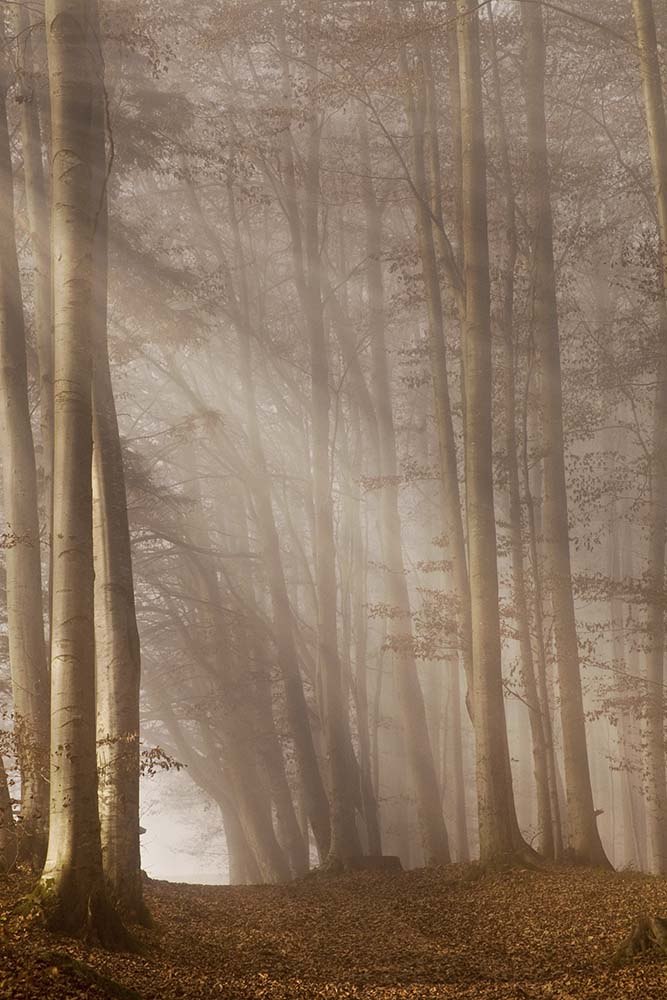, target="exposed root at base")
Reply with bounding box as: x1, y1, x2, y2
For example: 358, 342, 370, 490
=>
38, 951, 143, 999
303, 854, 403, 879
17, 881, 139, 953
614, 915, 667, 964
466, 850, 548, 880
